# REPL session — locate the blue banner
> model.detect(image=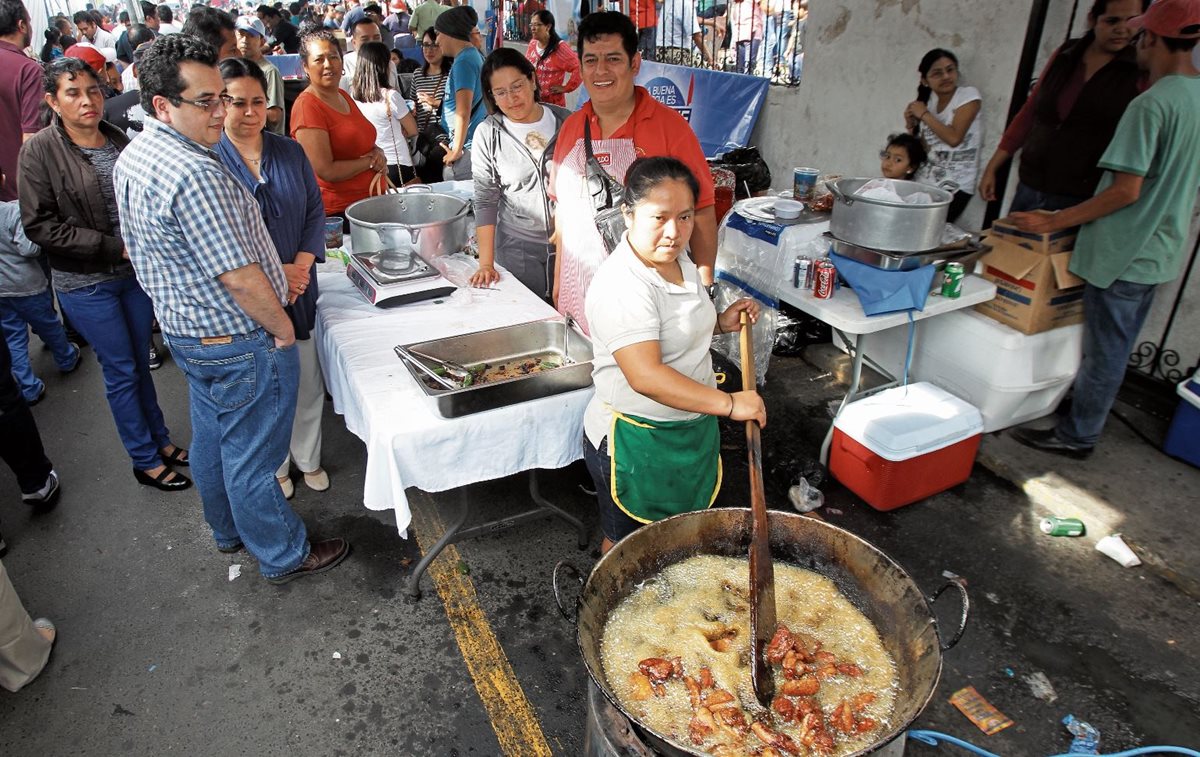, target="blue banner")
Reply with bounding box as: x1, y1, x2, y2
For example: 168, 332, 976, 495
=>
634, 62, 770, 158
